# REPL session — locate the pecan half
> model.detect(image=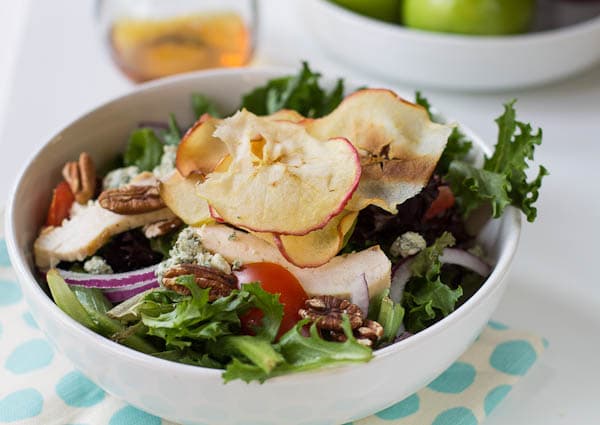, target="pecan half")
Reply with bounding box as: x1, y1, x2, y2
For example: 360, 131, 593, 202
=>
162, 263, 238, 301
299, 295, 364, 331
143, 217, 183, 238
299, 295, 384, 347
98, 184, 164, 214
62, 152, 96, 204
